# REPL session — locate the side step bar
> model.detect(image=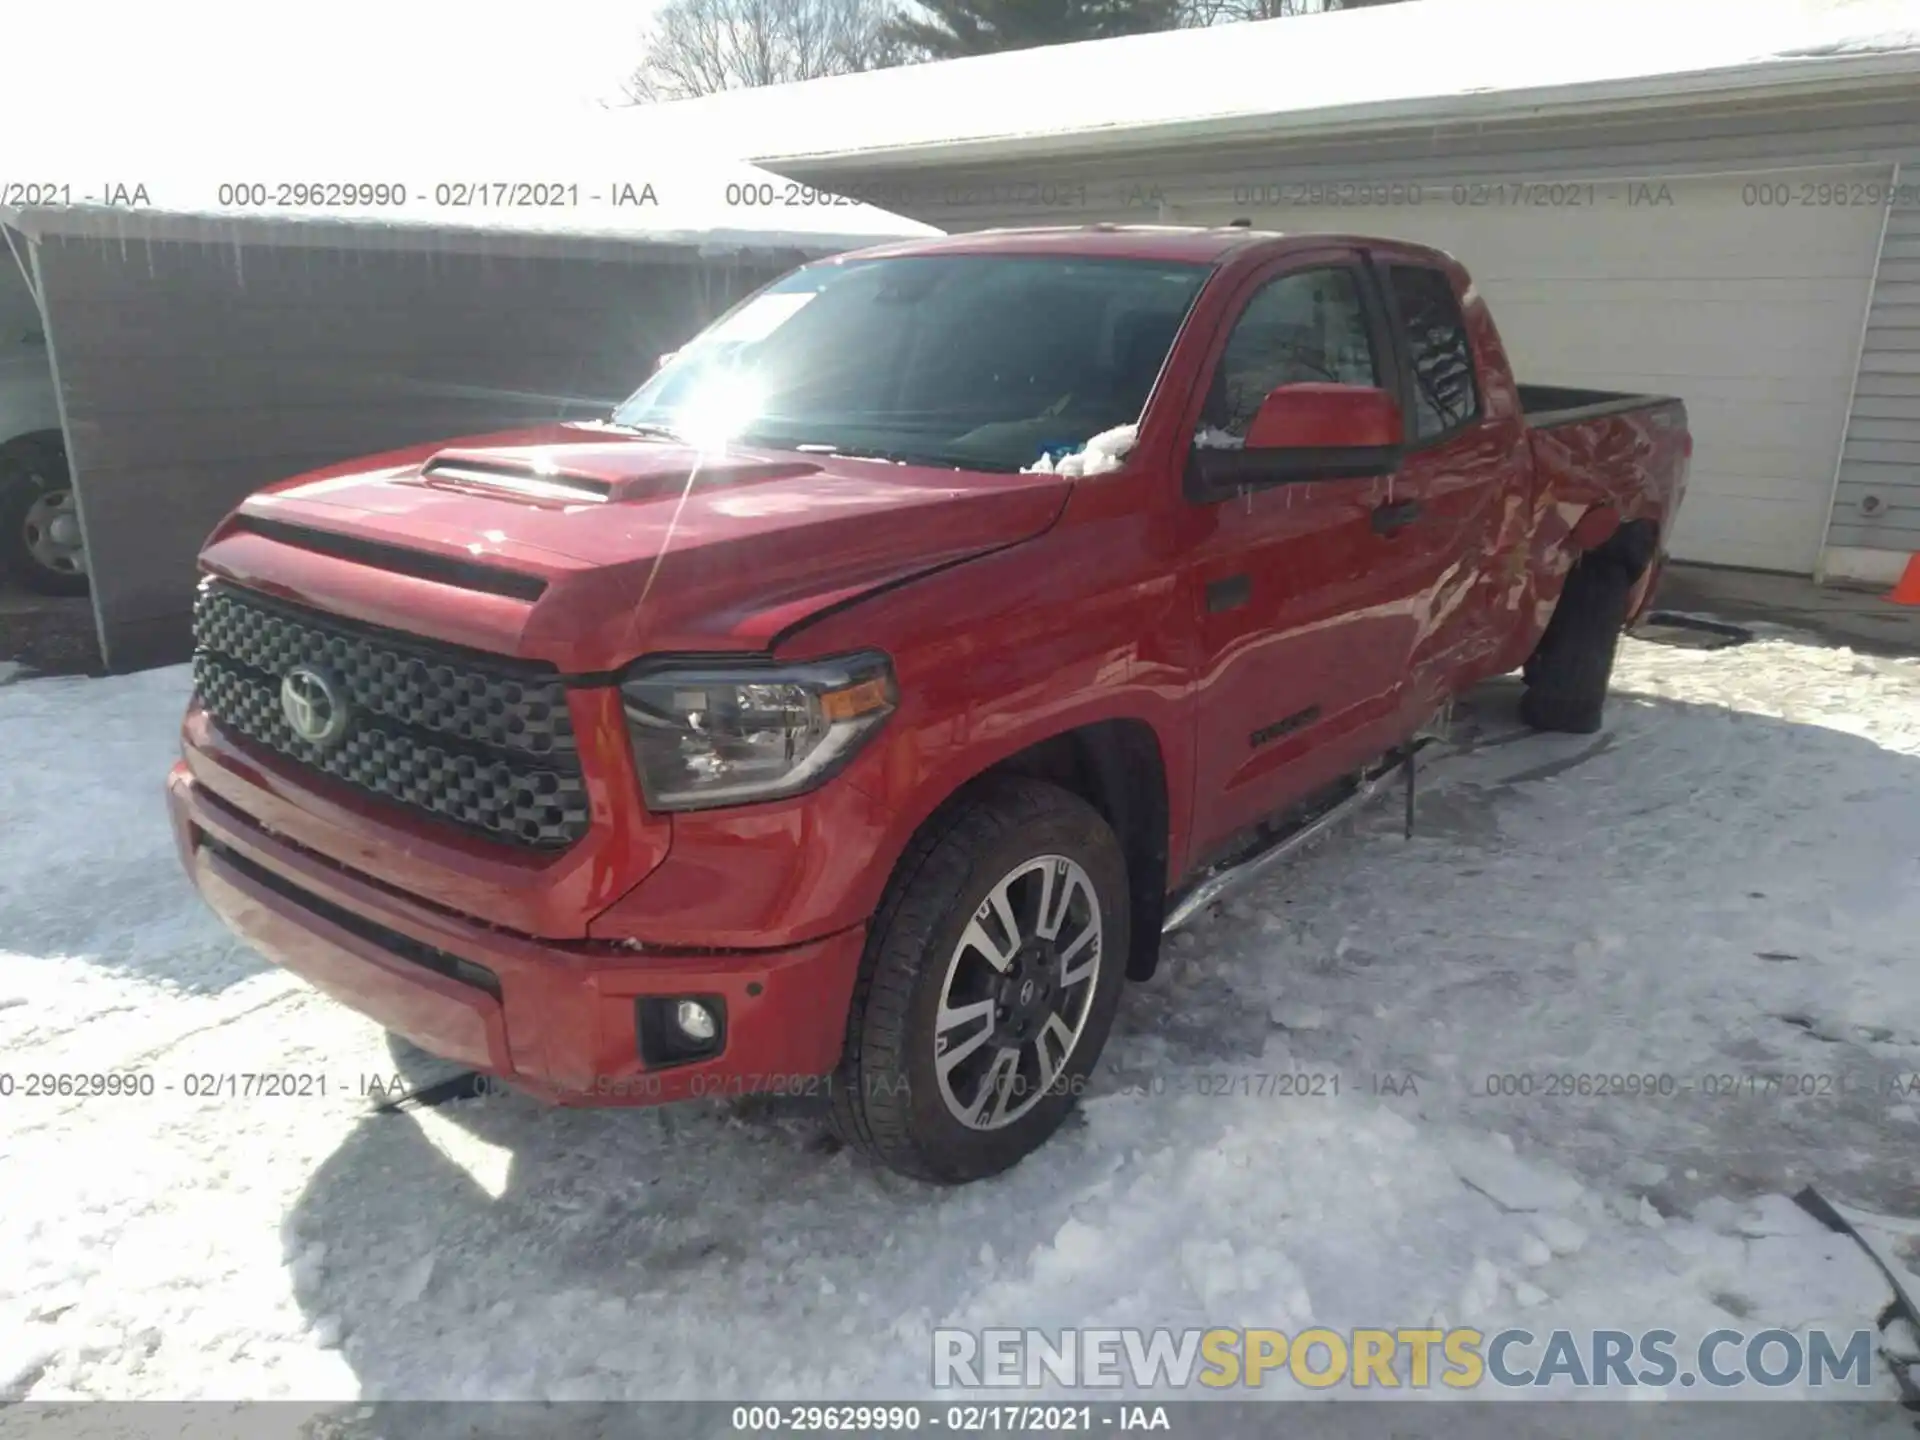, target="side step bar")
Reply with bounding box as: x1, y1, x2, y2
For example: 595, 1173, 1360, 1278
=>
1161, 737, 1438, 936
